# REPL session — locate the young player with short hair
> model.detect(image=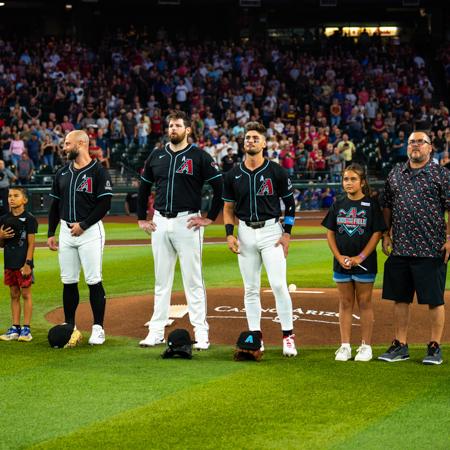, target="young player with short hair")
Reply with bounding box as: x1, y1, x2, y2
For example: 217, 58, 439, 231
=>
0, 187, 38, 342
